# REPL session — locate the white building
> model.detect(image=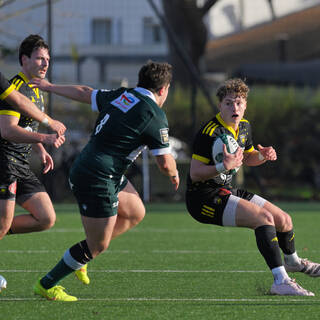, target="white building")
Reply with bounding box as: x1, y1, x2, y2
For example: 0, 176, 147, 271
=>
0, 0, 318, 86
207, 0, 320, 38
0, 0, 167, 87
